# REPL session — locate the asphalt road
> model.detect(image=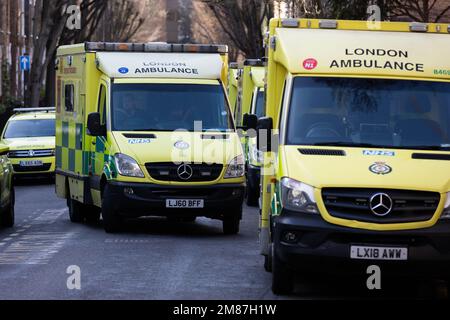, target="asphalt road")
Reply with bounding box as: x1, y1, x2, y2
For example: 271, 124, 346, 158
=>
0, 179, 447, 300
